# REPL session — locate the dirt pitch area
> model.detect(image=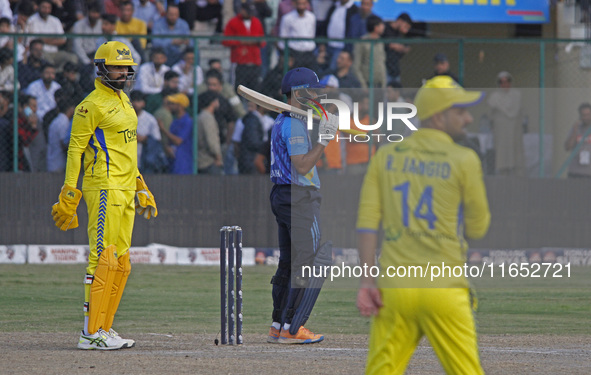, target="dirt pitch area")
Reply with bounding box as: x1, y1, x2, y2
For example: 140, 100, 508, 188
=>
1, 333, 590, 375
